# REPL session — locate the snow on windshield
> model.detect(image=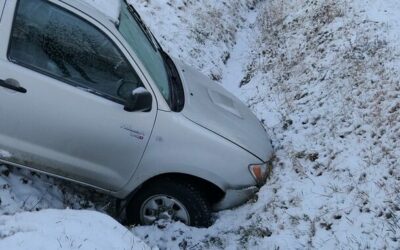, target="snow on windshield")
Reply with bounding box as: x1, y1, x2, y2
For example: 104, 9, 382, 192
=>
79, 0, 121, 23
